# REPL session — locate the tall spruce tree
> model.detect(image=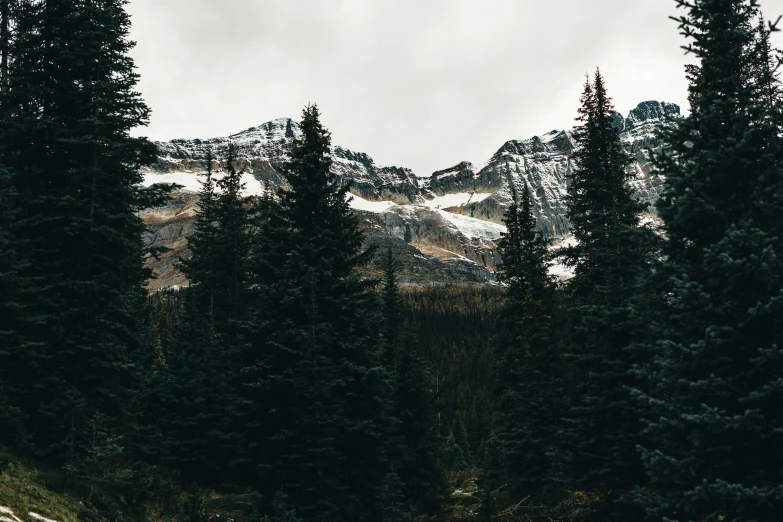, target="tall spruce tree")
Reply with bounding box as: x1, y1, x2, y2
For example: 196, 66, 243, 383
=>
560, 70, 652, 520
248, 104, 387, 521
380, 248, 445, 516
179, 149, 220, 329
488, 184, 558, 506
157, 145, 250, 483
210, 143, 252, 344
0, 163, 27, 445
239, 181, 287, 487
635, 2, 783, 520
0, 0, 171, 465
140, 155, 220, 480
